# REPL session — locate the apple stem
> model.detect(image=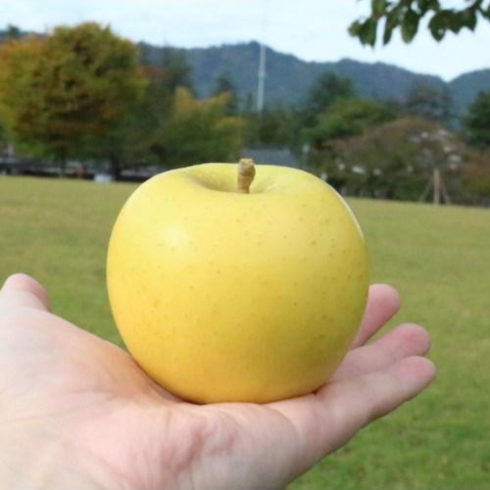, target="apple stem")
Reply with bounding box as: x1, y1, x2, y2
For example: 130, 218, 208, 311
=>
237, 158, 256, 194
